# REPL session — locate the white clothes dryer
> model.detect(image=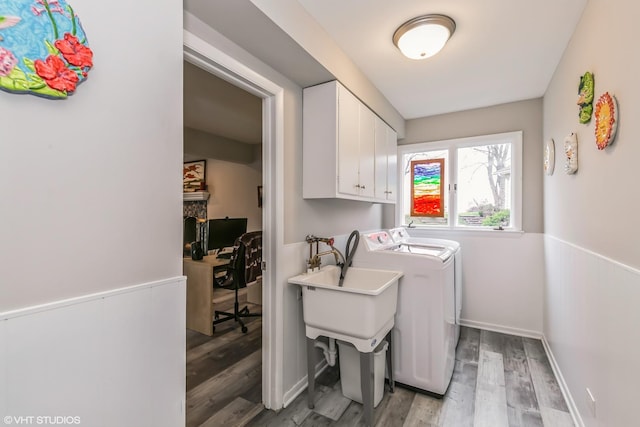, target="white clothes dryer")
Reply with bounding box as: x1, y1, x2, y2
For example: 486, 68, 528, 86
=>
352, 230, 460, 396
